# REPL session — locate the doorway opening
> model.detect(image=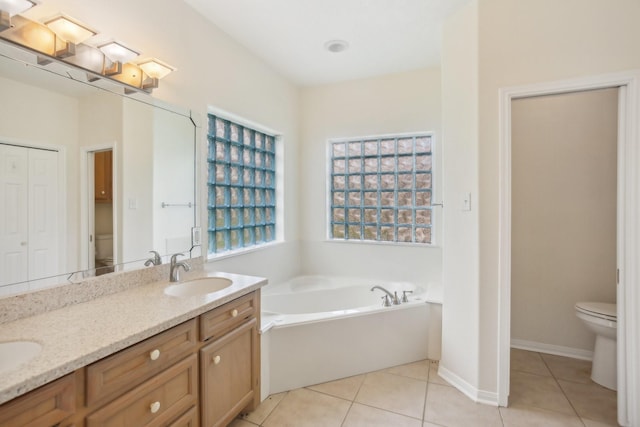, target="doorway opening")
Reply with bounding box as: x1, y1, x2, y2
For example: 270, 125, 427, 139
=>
86, 147, 115, 276
509, 88, 618, 424
498, 72, 640, 427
